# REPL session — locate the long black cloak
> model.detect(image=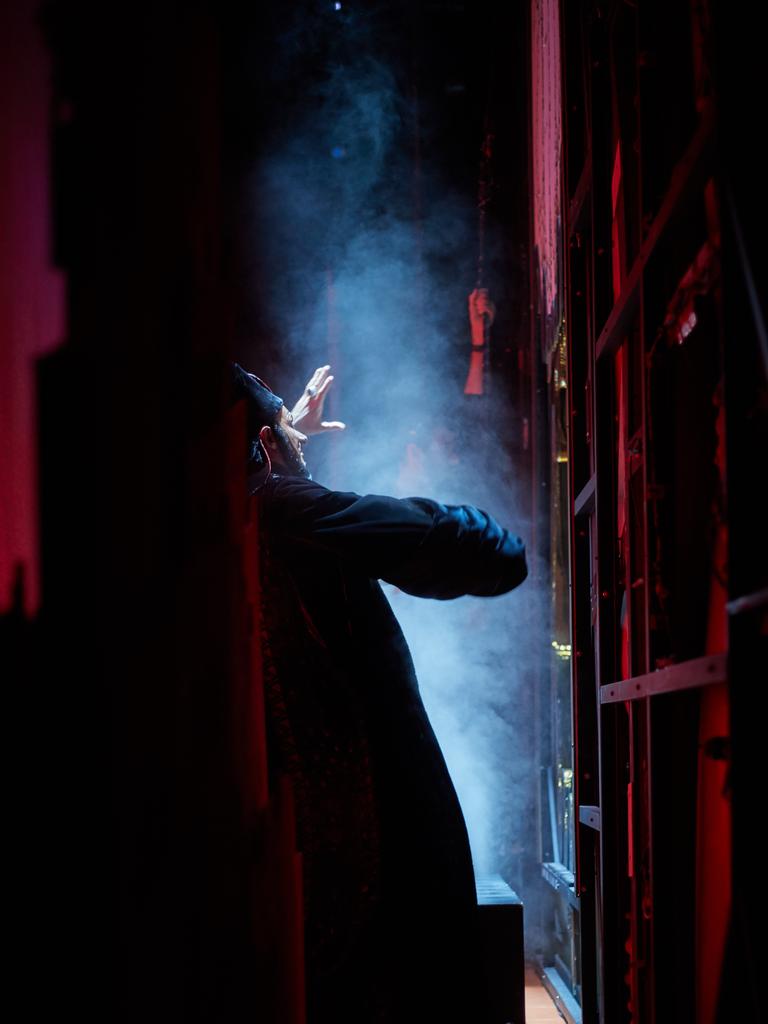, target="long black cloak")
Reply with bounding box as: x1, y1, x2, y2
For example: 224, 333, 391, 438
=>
255, 472, 527, 1023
